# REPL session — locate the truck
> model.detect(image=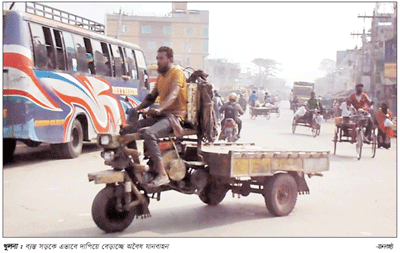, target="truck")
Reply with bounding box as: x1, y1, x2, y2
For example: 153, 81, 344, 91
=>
292, 81, 315, 105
